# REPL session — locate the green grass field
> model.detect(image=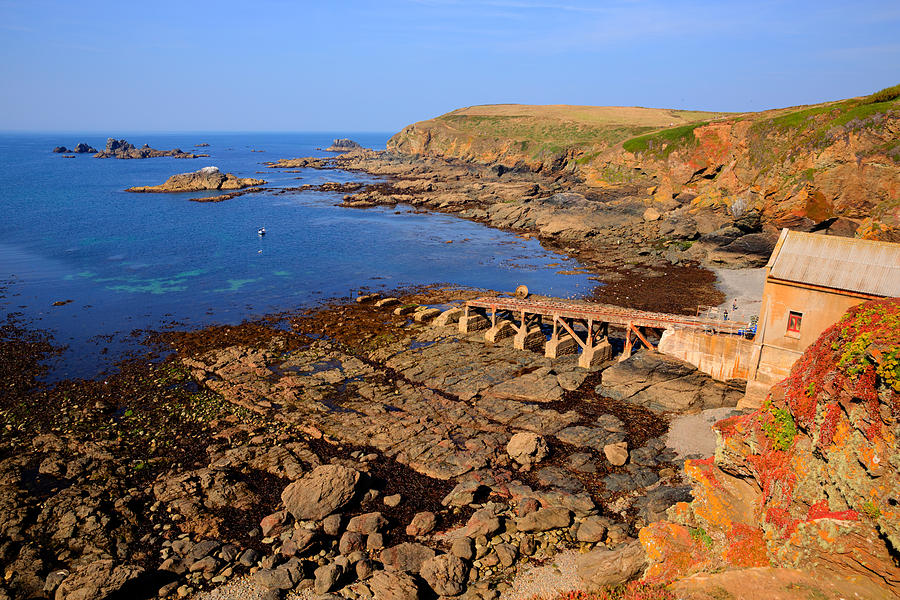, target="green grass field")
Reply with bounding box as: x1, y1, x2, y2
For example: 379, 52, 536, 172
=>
406, 85, 899, 163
